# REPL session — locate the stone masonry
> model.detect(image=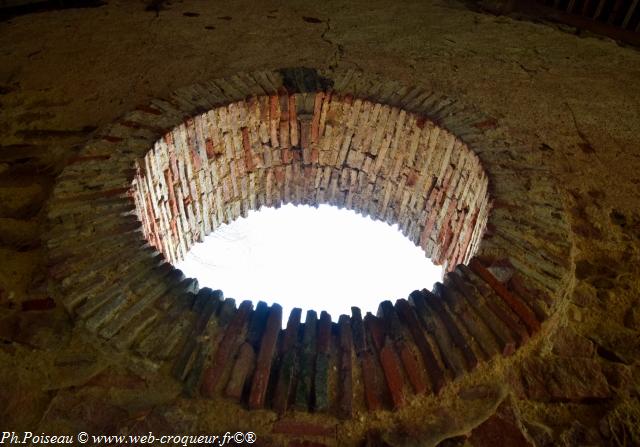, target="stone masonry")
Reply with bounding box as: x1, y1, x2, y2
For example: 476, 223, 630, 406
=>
40, 68, 575, 444
3, 2, 638, 443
